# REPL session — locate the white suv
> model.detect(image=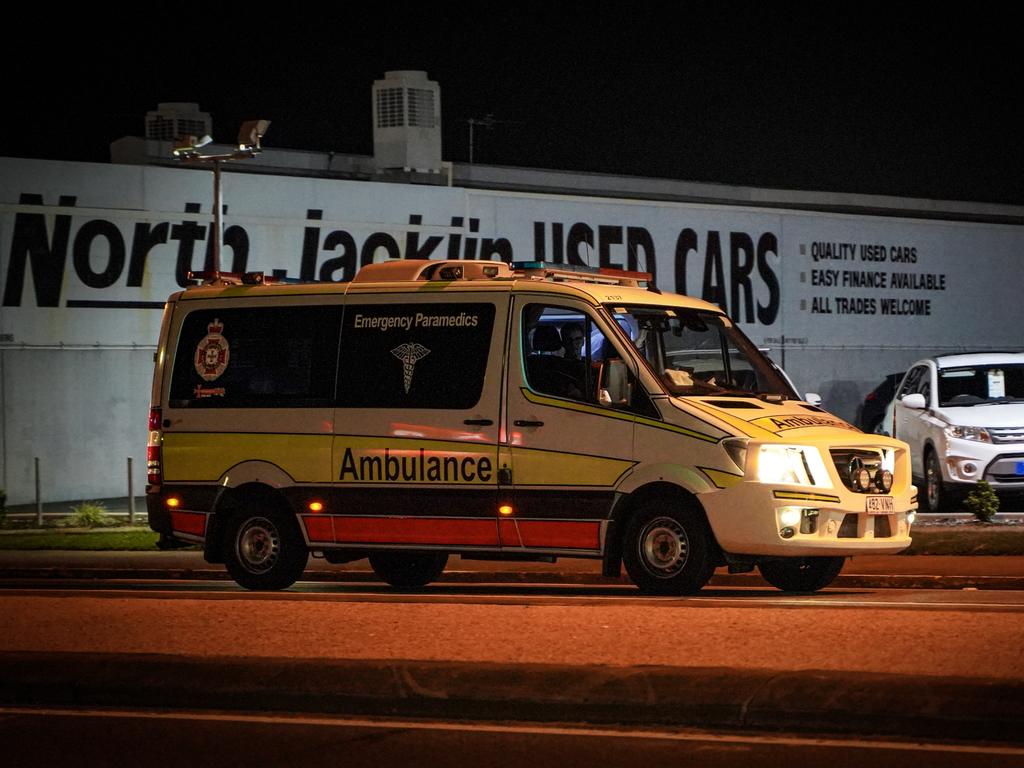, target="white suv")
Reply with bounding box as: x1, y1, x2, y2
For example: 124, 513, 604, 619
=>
892, 353, 1024, 512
